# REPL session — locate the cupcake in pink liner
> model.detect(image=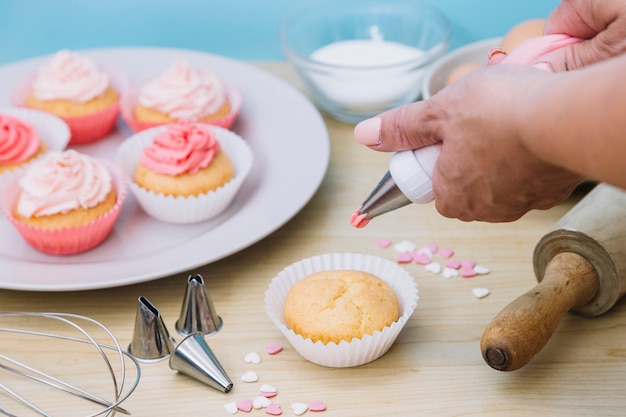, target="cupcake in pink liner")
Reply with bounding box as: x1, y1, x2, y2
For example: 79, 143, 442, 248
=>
121, 61, 242, 132
0, 108, 70, 184
0, 150, 127, 256
12, 50, 128, 144
115, 122, 253, 224
265, 253, 419, 368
